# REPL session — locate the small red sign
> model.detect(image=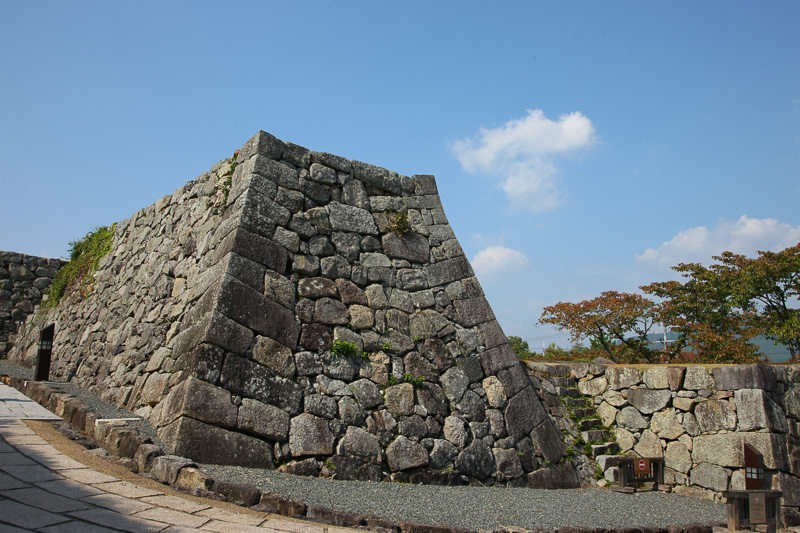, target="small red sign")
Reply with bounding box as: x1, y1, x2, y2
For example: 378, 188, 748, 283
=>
635, 458, 650, 474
